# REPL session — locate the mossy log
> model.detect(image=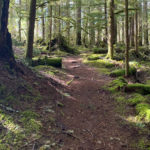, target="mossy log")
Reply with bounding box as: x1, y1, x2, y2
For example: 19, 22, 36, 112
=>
93, 48, 108, 54
125, 83, 150, 95
32, 57, 62, 68
110, 67, 136, 77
